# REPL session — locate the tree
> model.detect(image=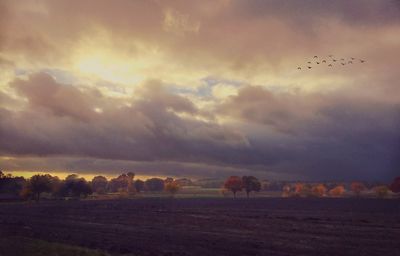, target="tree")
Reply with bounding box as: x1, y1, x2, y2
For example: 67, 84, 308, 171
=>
108, 174, 129, 193
282, 184, 291, 197
27, 174, 53, 201
61, 175, 92, 198
389, 177, 400, 194
165, 180, 180, 197
351, 181, 367, 196
312, 184, 327, 197
241, 176, 261, 198
224, 176, 243, 198
91, 176, 108, 194
126, 172, 135, 194
71, 178, 92, 198
134, 179, 145, 193
145, 178, 164, 191
372, 186, 389, 198
164, 177, 174, 184
328, 185, 345, 197
0, 173, 25, 196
